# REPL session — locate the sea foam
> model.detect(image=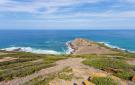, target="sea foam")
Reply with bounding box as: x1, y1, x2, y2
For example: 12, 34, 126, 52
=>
65, 41, 74, 54
98, 42, 132, 52
1, 47, 62, 54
